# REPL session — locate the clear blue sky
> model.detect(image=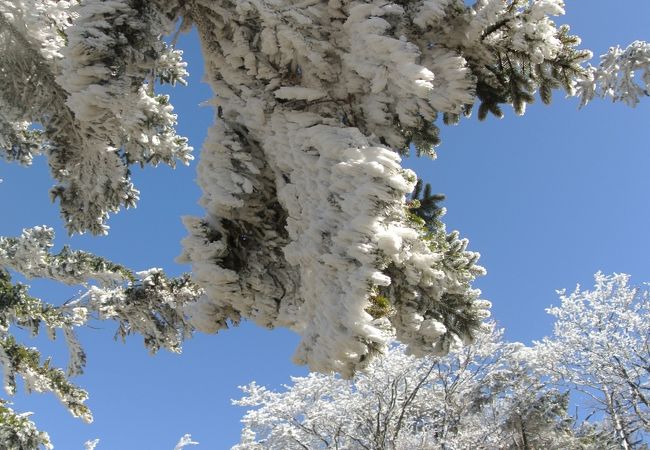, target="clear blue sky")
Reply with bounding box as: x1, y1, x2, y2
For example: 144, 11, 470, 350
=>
1, 2, 649, 448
